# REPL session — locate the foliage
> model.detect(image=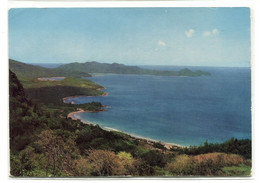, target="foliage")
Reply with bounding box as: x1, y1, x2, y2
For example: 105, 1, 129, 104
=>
9, 59, 91, 79
180, 138, 251, 159
117, 151, 137, 175
26, 86, 103, 106
22, 77, 102, 90
85, 149, 124, 176
56, 61, 211, 76
221, 164, 251, 176
152, 142, 167, 150
10, 146, 36, 177
36, 129, 80, 176
166, 153, 249, 176
166, 154, 195, 176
